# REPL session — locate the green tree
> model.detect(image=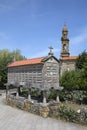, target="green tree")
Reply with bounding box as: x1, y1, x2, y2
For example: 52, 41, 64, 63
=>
76, 51, 87, 70
60, 69, 87, 91
76, 50, 87, 90
60, 71, 77, 90
0, 49, 26, 85
60, 51, 87, 91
